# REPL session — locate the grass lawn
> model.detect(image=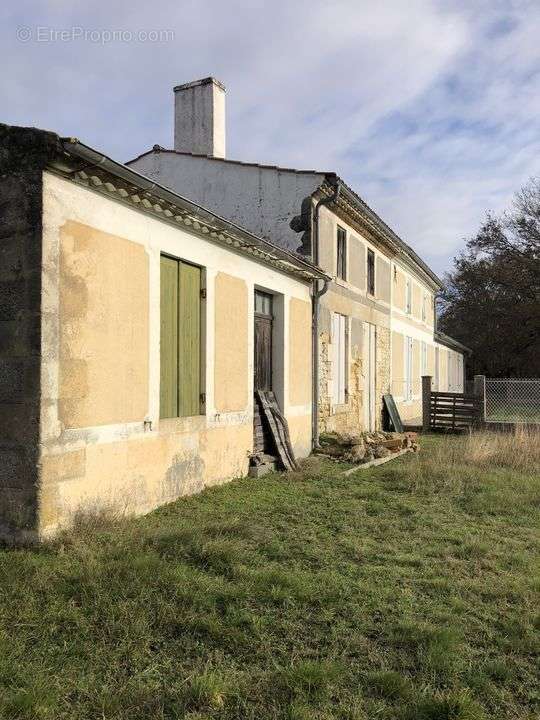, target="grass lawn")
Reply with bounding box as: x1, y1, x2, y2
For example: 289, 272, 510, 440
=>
0, 433, 539, 720
485, 405, 540, 423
